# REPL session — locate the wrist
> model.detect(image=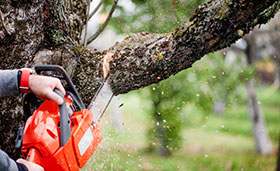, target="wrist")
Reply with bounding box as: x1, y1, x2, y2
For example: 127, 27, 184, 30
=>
18, 68, 35, 93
